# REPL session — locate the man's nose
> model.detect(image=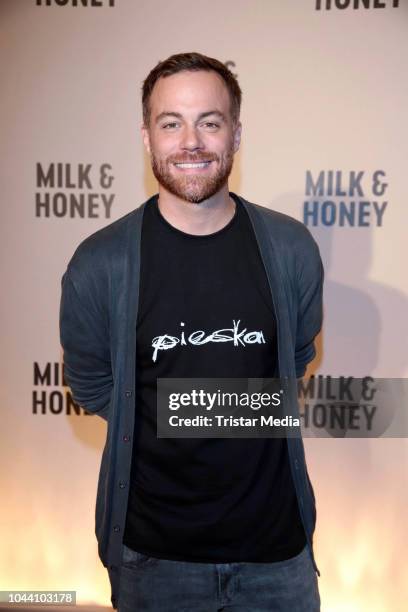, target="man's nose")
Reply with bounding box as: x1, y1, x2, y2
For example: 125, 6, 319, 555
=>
180, 125, 204, 151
